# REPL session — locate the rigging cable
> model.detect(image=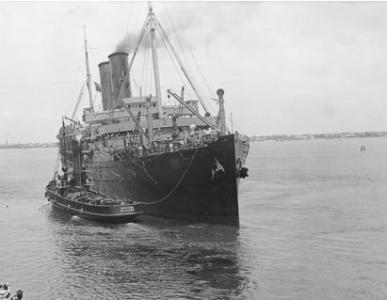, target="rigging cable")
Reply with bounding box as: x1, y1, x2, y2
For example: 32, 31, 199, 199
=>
131, 74, 140, 95
156, 18, 210, 113
167, 7, 216, 113
110, 14, 150, 116
140, 27, 149, 96
135, 147, 198, 205
143, 29, 151, 97
191, 52, 216, 113
162, 2, 192, 74
71, 80, 87, 119
162, 2, 215, 113
159, 28, 189, 109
